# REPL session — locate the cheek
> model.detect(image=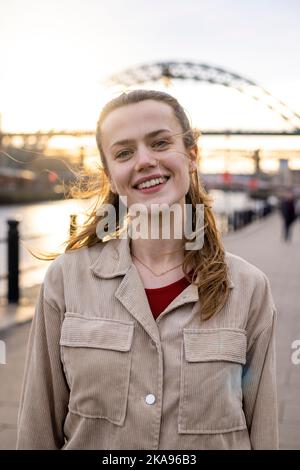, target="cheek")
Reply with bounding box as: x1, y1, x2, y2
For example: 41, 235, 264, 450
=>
165, 148, 189, 169
110, 166, 130, 187
172, 163, 191, 193
172, 159, 190, 180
